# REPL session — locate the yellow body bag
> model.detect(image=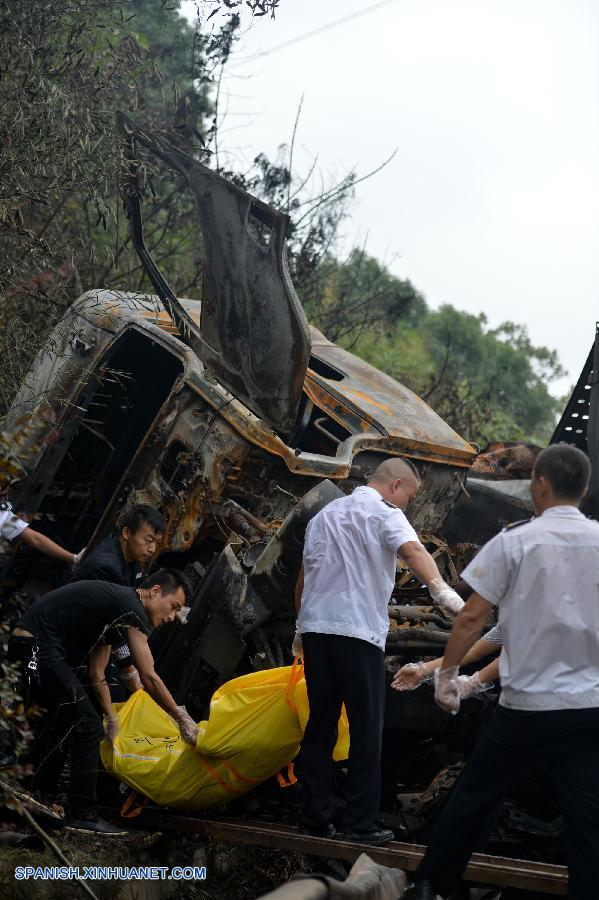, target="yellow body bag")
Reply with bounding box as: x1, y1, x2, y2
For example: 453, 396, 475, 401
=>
100, 662, 350, 812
